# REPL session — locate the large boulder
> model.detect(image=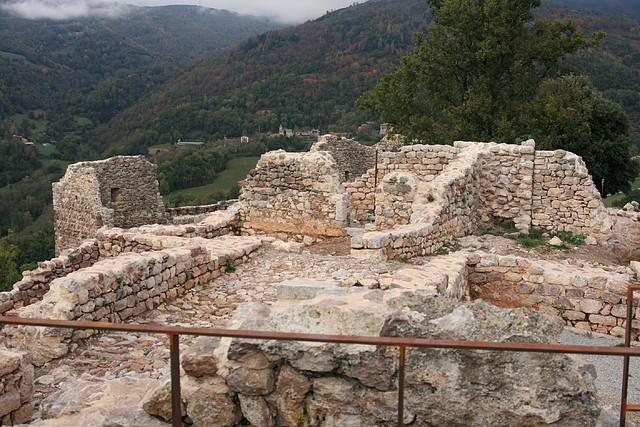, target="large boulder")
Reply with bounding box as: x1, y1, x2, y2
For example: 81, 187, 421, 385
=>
146, 291, 605, 426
